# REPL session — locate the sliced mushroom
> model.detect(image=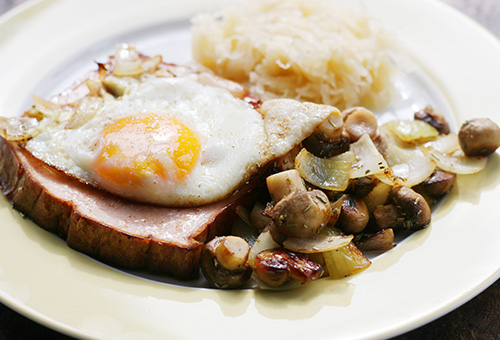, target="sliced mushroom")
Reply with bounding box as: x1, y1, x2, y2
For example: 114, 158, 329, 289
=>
253, 248, 323, 287
391, 186, 431, 229
414, 106, 450, 134
373, 186, 432, 230
348, 176, 379, 197
458, 118, 500, 157
302, 130, 350, 158
303, 110, 350, 158
266, 189, 331, 238
337, 195, 370, 234
372, 204, 402, 230
413, 169, 456, 198
355, 228, 395, 251
315, 110, 345, 142
200, 236, 252, 289
342, 107, 379, 142
266, 169, 306, 202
